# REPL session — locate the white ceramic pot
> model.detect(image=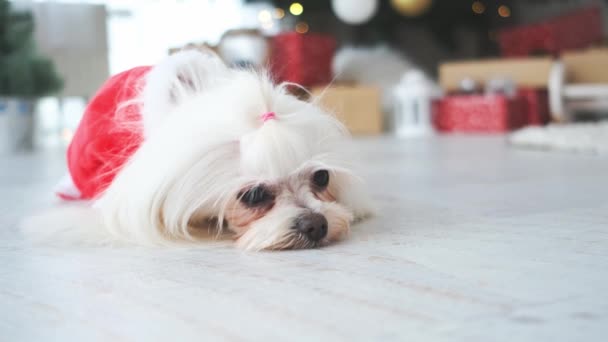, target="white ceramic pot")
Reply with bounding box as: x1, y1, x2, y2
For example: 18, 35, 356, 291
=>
0, 97, 35, 154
